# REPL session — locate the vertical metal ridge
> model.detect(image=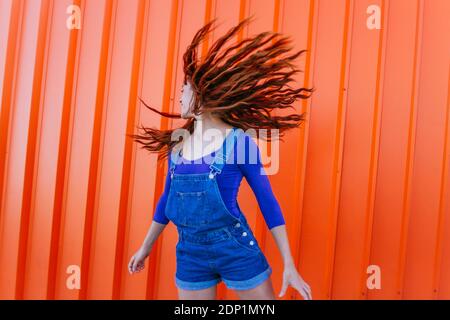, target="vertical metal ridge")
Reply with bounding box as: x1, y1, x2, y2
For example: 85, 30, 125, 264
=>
361, 0, 388, 300
238, 0, 248, 42
432, 62, 450, 299
0, 0, 24, 300
46, 0, 83, 300
79, 0, 115, 299
397, 0, 424, 299
145, 0, 182, 300
291, 0, 318, 300
0, 0, 23, 251
112, 0, 147, 300
201, 0, 214, 60
16, 0, 52, 300
325, 0, 353, 300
